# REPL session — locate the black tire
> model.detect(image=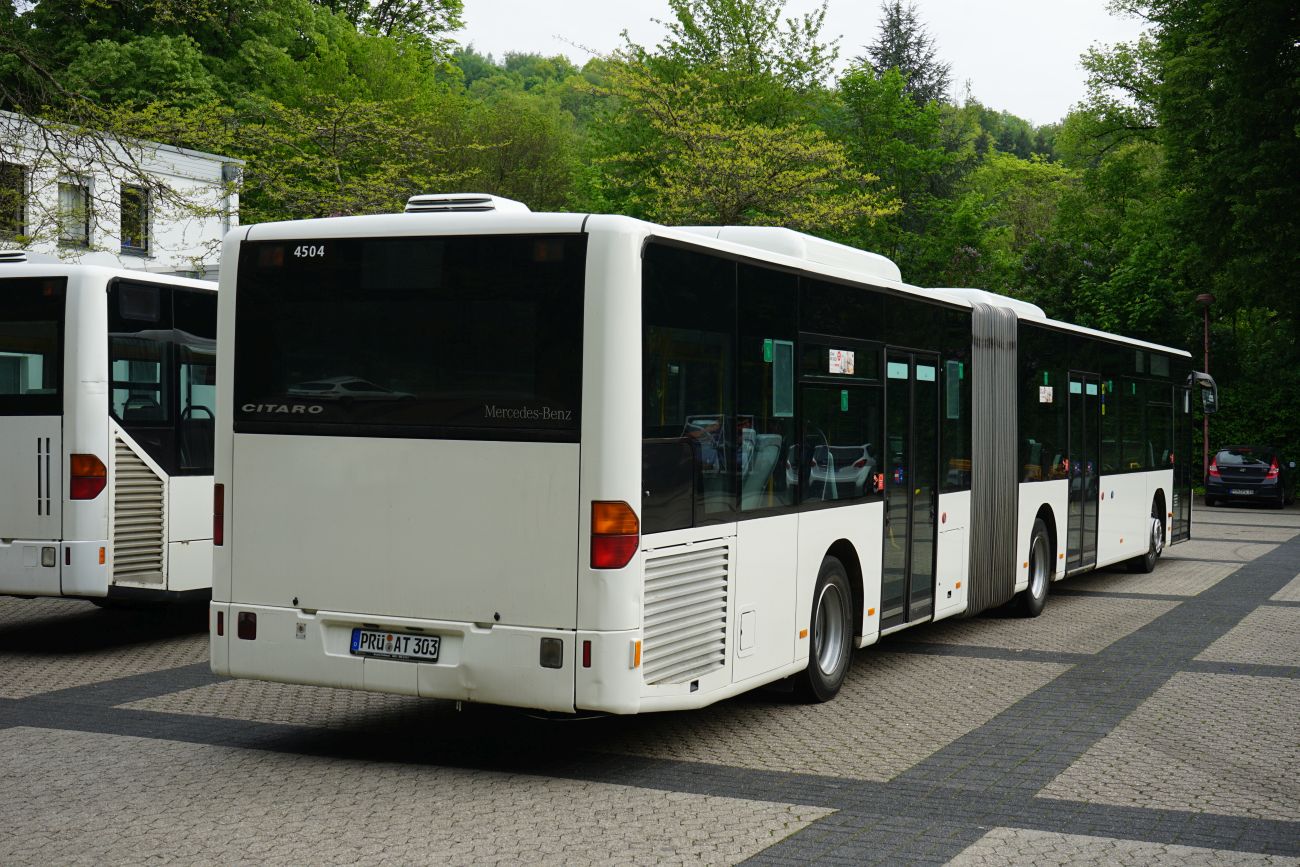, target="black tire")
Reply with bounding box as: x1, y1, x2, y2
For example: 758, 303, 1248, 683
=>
1127, 506, 1164, 573
795, 556, 854, 703
1017, 518, 1050, 617
1204, 495, 1216, 508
